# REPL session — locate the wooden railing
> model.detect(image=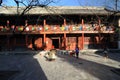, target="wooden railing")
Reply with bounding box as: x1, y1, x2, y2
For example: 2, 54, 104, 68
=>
0, 24, 115, 34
